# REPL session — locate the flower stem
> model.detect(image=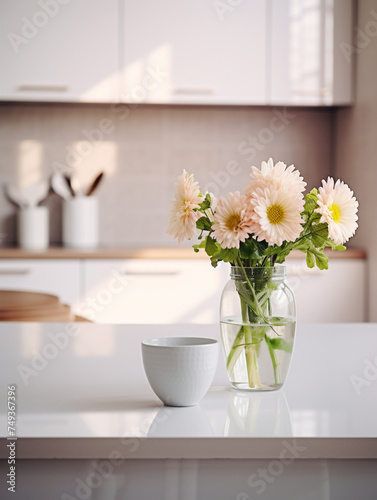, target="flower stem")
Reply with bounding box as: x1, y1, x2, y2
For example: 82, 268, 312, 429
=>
226, 326, 245, 375
265, 334, 281, 385
241, 298, 261, 388
236, 258, 265, 317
